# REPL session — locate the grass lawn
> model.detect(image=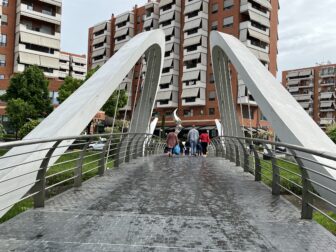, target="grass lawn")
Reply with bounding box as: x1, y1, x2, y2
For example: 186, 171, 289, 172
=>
0, 149, 114, 223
